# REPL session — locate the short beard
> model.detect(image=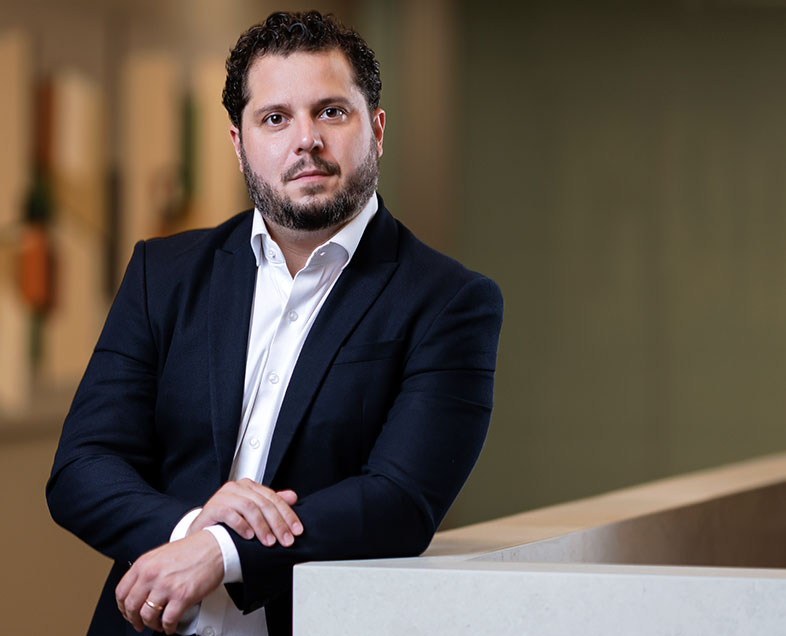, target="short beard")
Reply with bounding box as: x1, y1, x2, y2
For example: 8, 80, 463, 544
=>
240, 138, 379, 232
